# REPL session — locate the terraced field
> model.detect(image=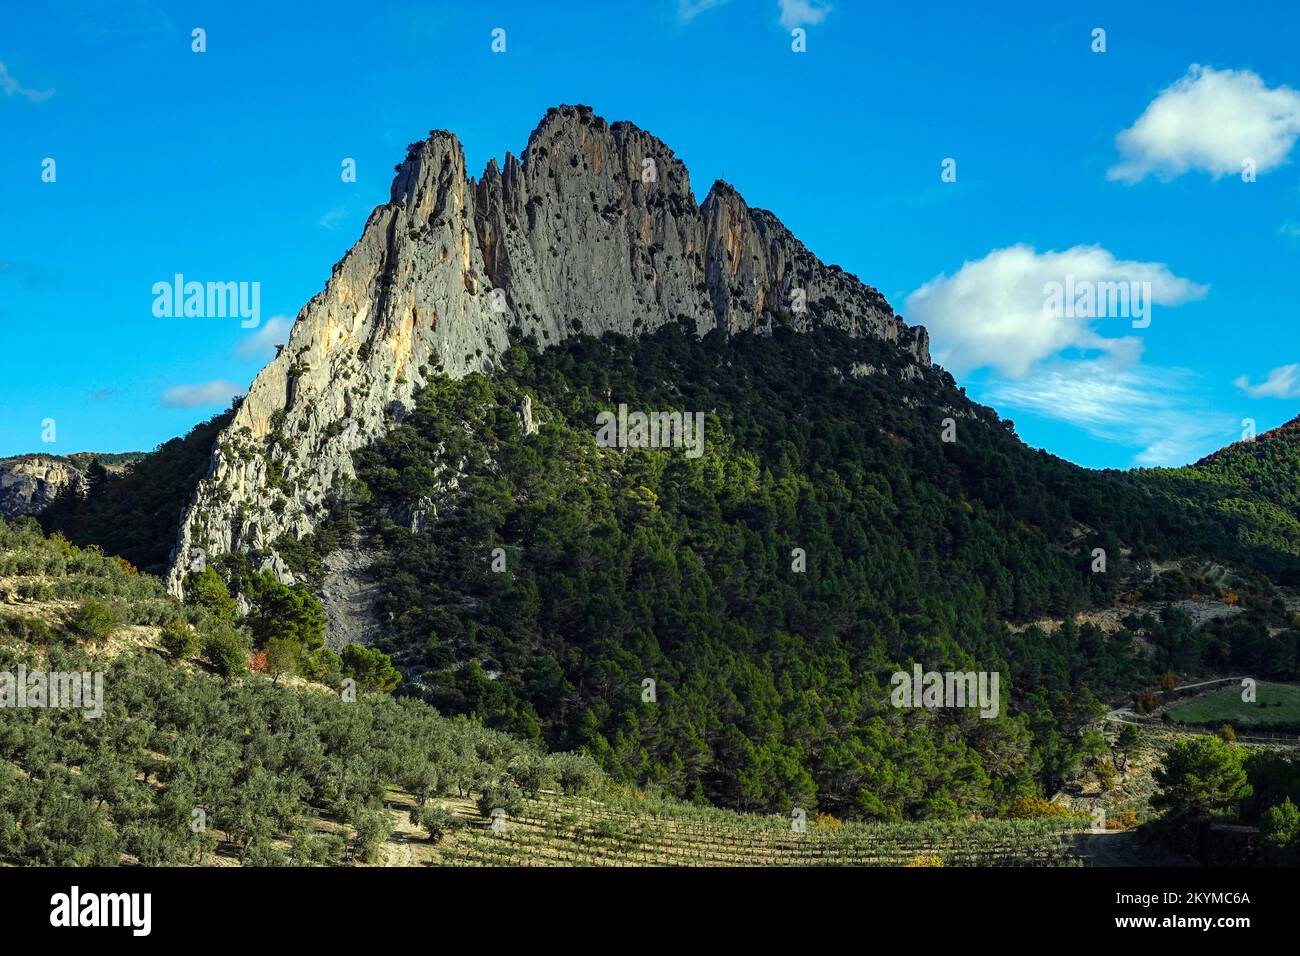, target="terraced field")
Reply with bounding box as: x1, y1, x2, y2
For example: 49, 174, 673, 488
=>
416, 794, 1087, 867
